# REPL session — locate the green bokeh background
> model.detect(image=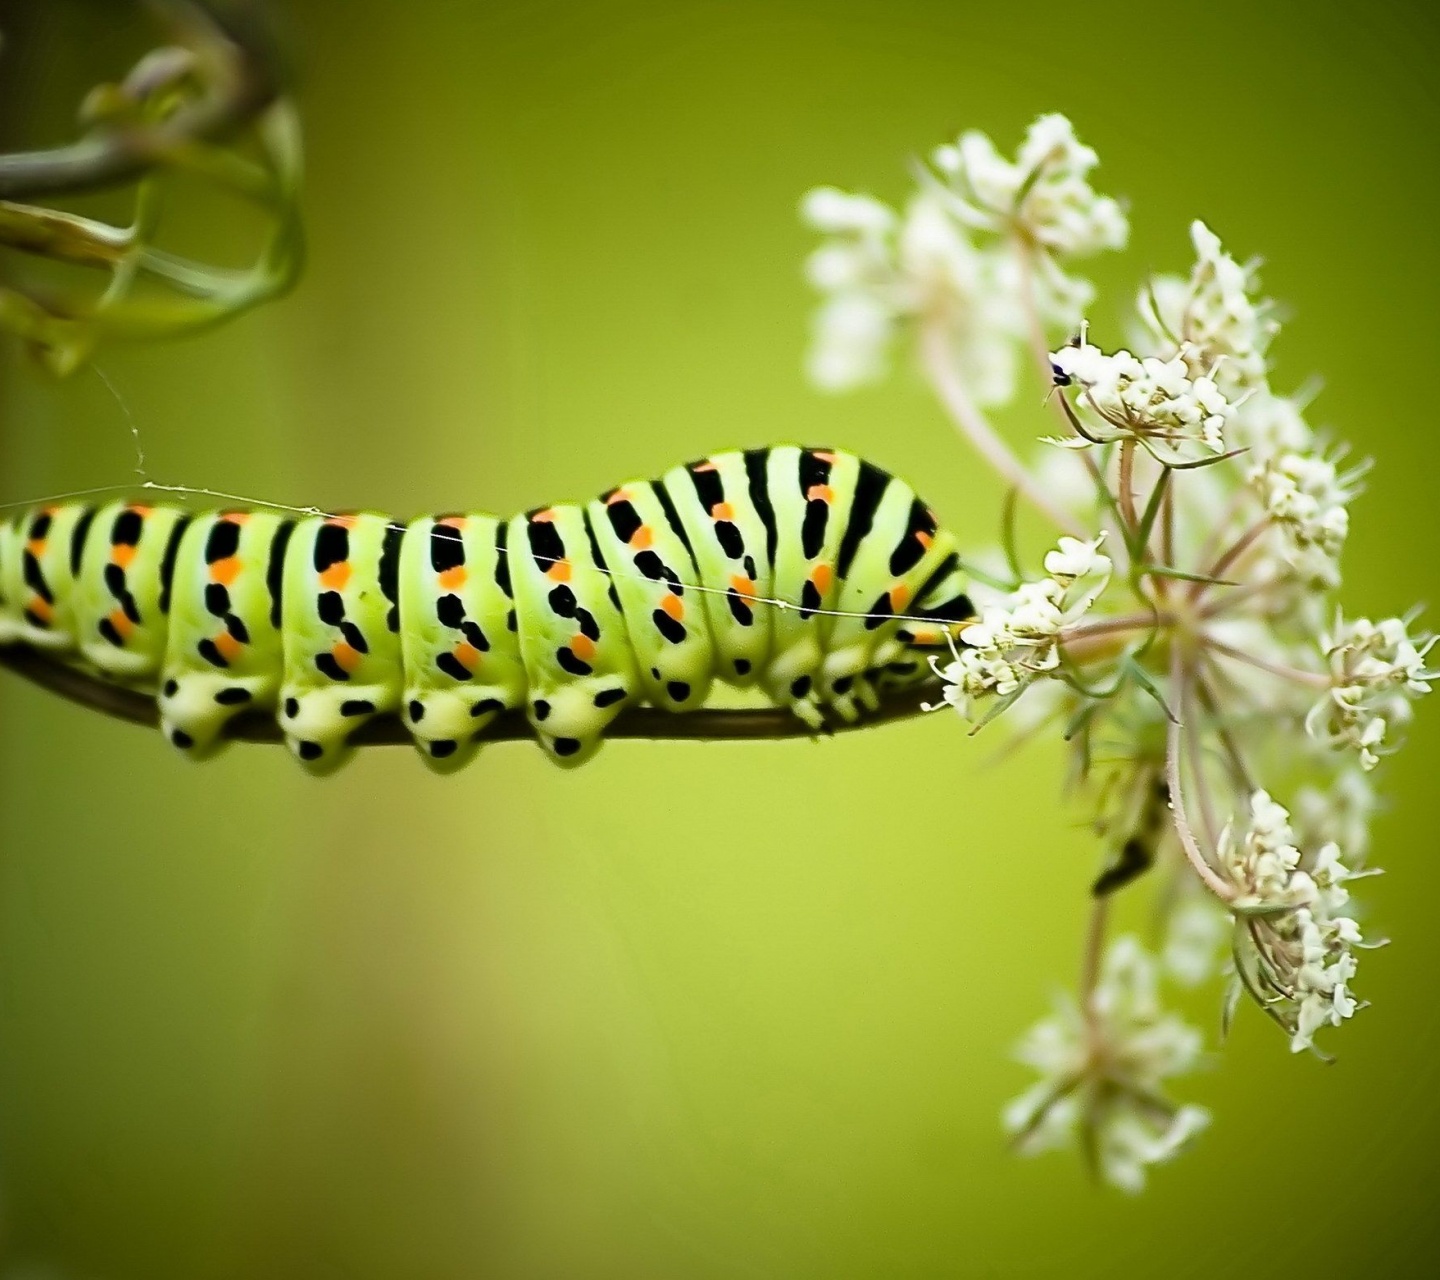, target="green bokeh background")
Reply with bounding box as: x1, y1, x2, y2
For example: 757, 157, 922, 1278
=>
2, 1, 1438, 1276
